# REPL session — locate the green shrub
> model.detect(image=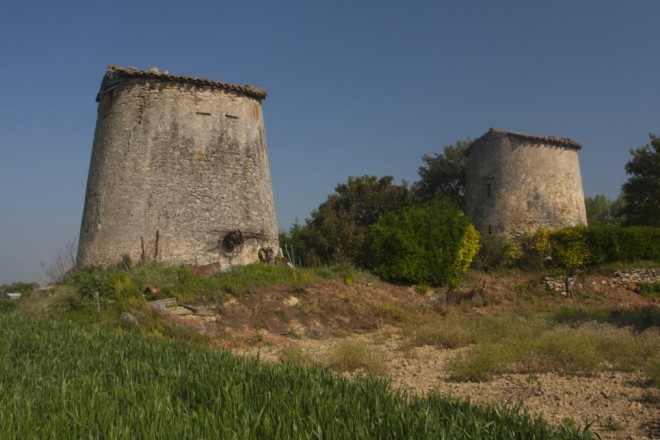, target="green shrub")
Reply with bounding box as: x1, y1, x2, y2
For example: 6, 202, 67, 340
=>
584, 226, 660, 264
550, 226, 591, 269
583, 227, 626, 264
280, 176, 411, 266
109, 270, 142, 299
62, 266, 114, 299
638, 282, 660, 298
471, 234, 515, 271
16, 285, 96, 319
366, 200, 480, 286
518, 226, 660, 270
519, 227, 552, 270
